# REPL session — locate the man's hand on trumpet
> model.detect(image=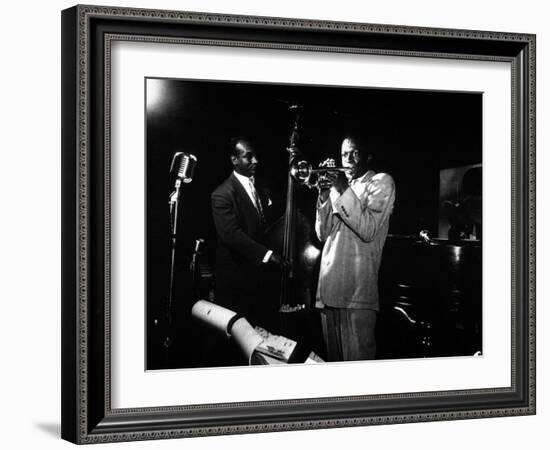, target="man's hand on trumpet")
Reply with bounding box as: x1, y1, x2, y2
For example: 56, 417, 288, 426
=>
318, 158, 349, 200
317, 158, 333, 202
